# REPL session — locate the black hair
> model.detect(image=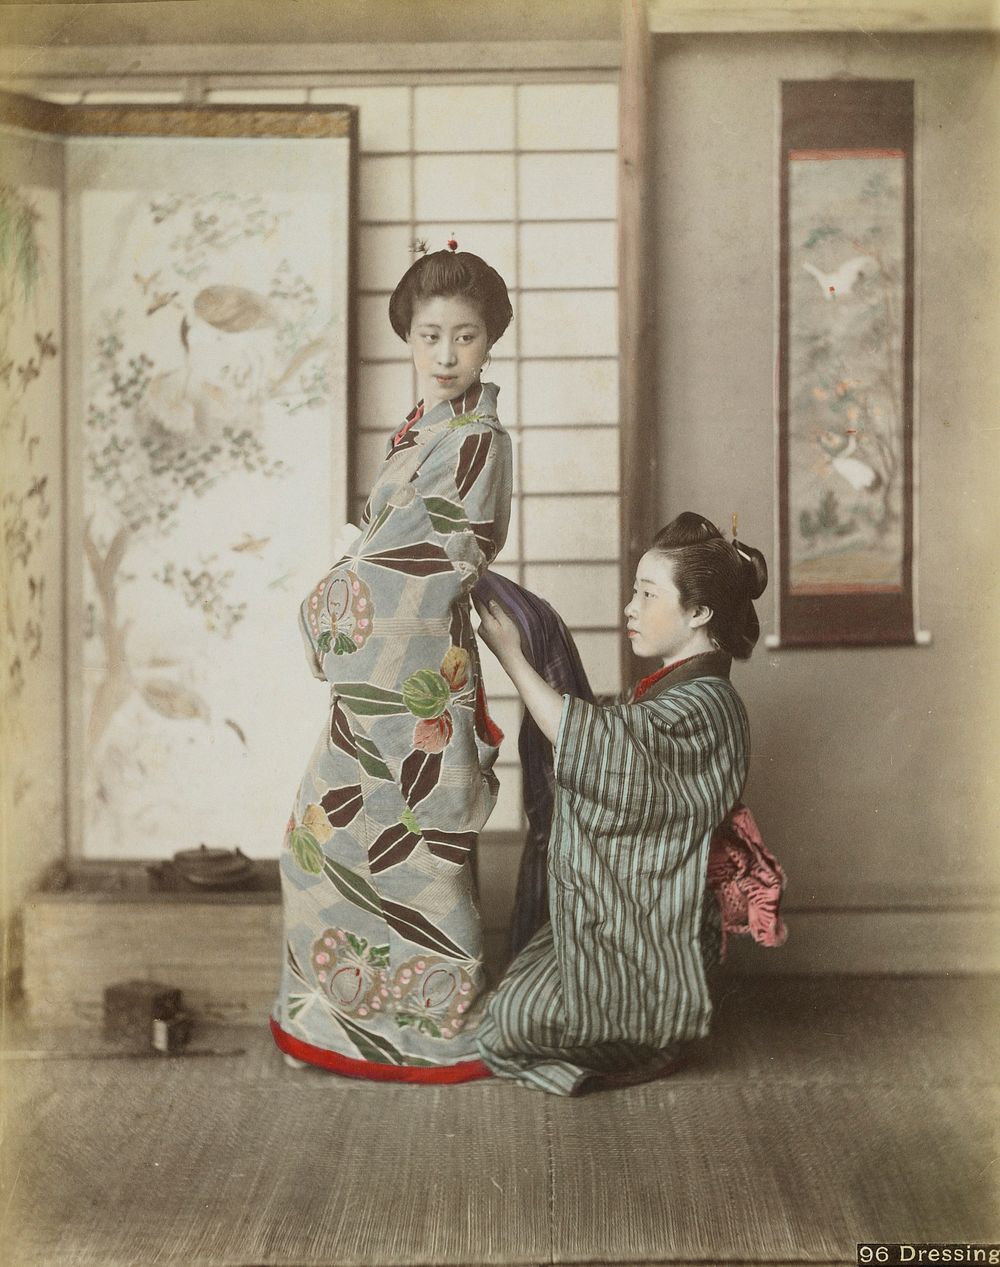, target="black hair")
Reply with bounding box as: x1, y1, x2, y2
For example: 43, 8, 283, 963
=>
388, 249, 513, 346
650, 512, 768, 660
